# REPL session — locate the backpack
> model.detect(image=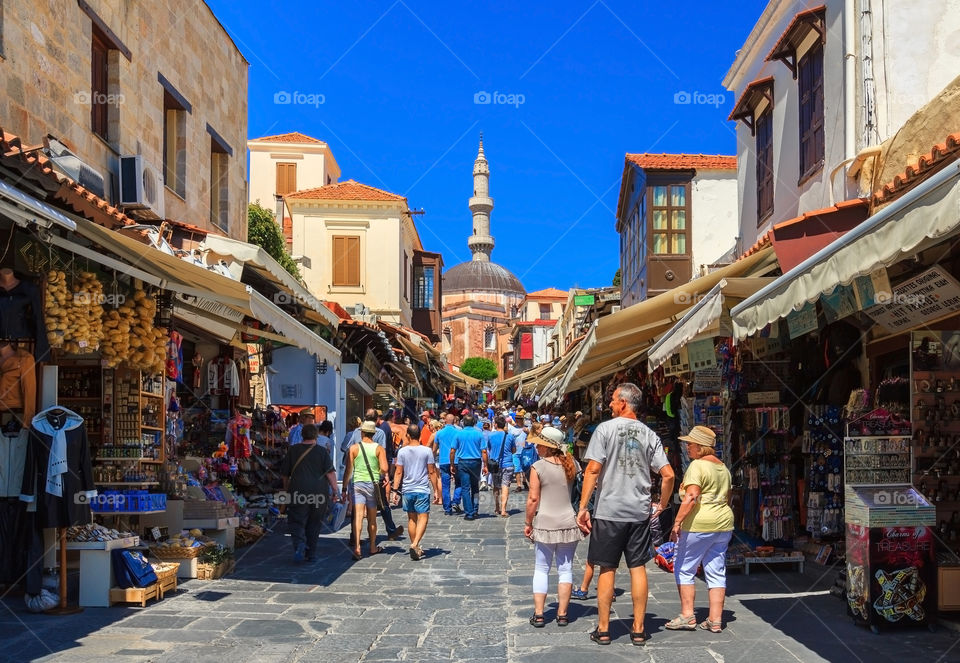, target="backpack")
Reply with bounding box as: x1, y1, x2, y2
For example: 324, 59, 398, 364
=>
520, 443, 537, 471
